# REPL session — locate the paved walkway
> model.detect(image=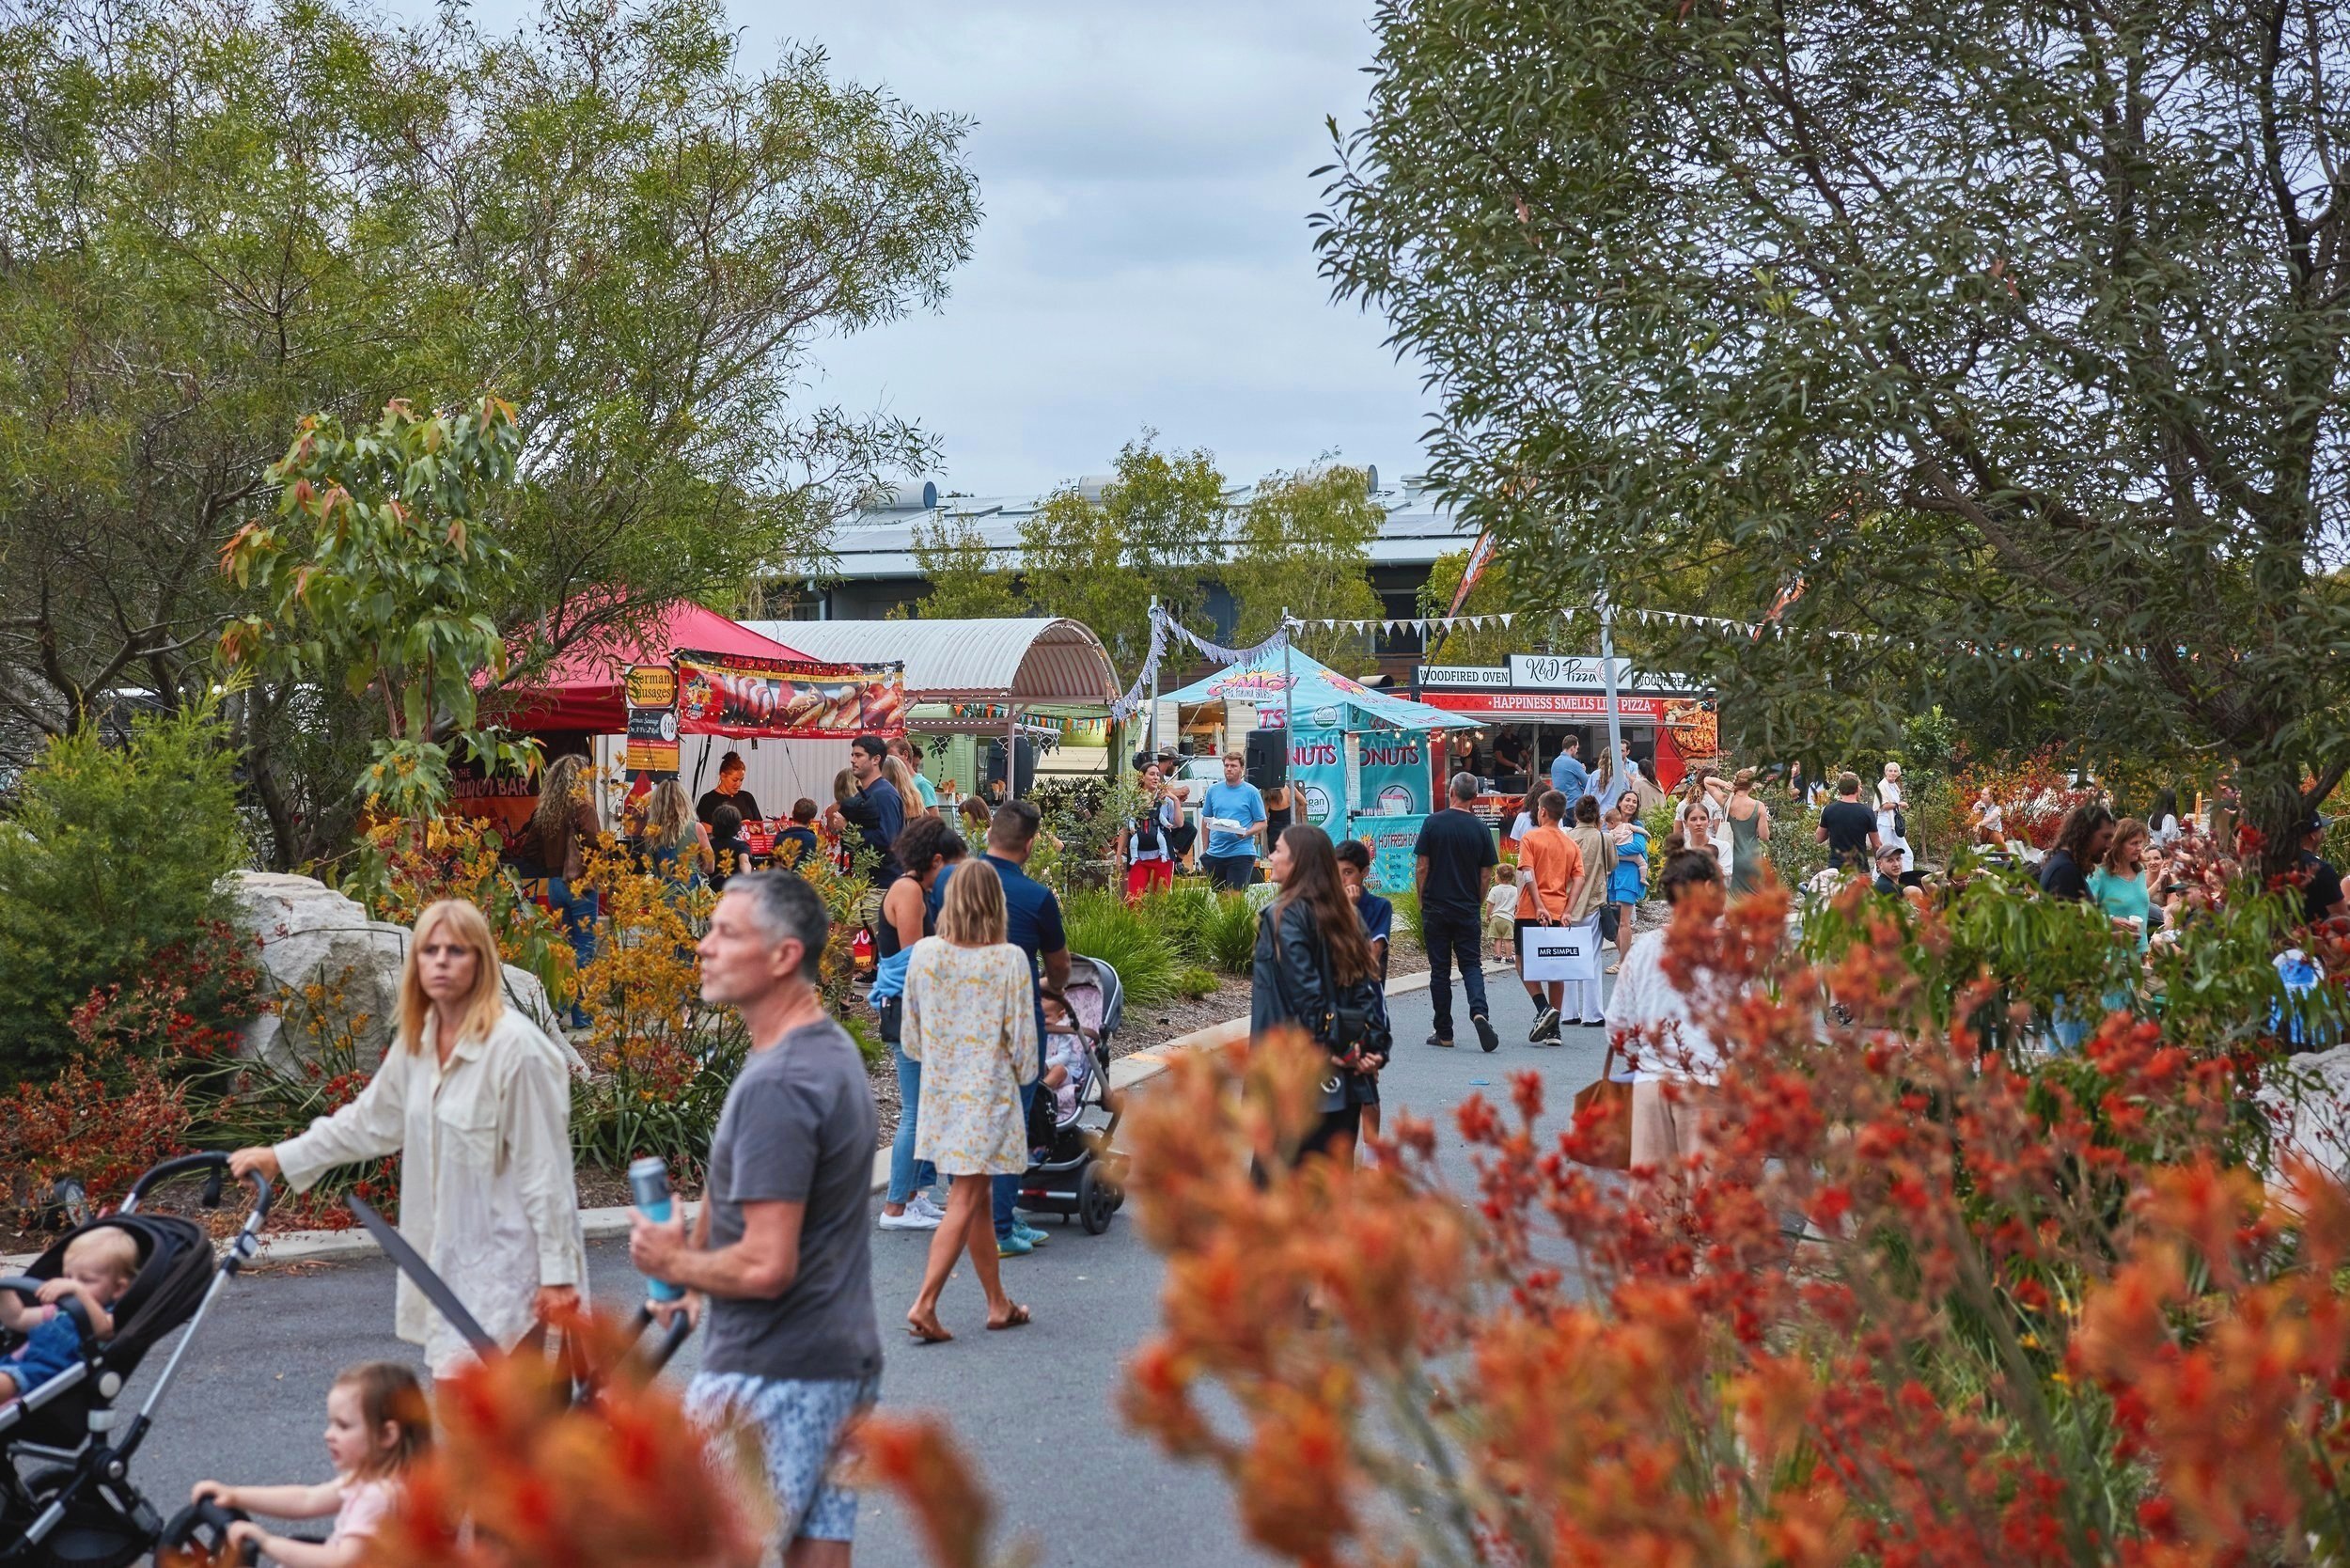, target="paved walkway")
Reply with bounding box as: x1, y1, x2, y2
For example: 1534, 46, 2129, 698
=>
118, 978, 1610, 1568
